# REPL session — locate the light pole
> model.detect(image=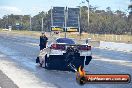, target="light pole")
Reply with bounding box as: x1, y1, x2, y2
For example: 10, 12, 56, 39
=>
64, 7, 67, 38
79, 3, 82, 38
29, 15, 32, 31
41, 17, 44, 33
78, 14, 81, 39
51, 6, 53, 27
50, 6, 53, 36
41, 12, 44, 33
7, 15, 9, 28
86, 0, 89, 30
20, 16, 23, 29
79, 1, 85, 39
